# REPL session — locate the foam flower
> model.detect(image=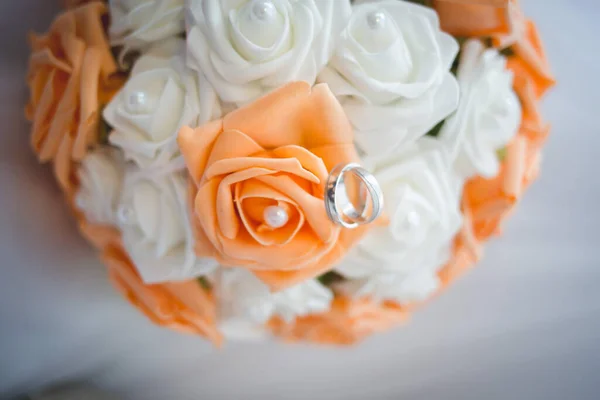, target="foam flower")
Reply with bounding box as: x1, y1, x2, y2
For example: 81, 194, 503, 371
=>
25, 2, 119, 194
336, 138, 462, 304
185, 0, 351, 106
269, 296, 407, 345
439, 39, 521, 179
463, 134, 543, 241
109, 0, 185, 54
103, 245, 222, 344
116, 163, 218, 283
216, 268, 333, 340
318, 0, 459, 157
75, 146, 125, 227
179, 82, 368, 291
104, 39, 221, 167
433, 0, 554, 97
493, 14, 555, 98
432, 0, 515, 37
